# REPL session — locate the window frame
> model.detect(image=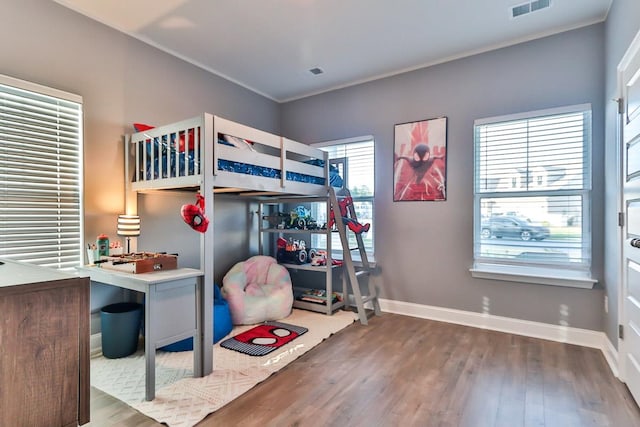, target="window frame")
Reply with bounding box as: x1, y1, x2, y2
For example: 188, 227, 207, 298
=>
470, 104, 596, 288
311, 135, 375, 262
0, 74, 84, 270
